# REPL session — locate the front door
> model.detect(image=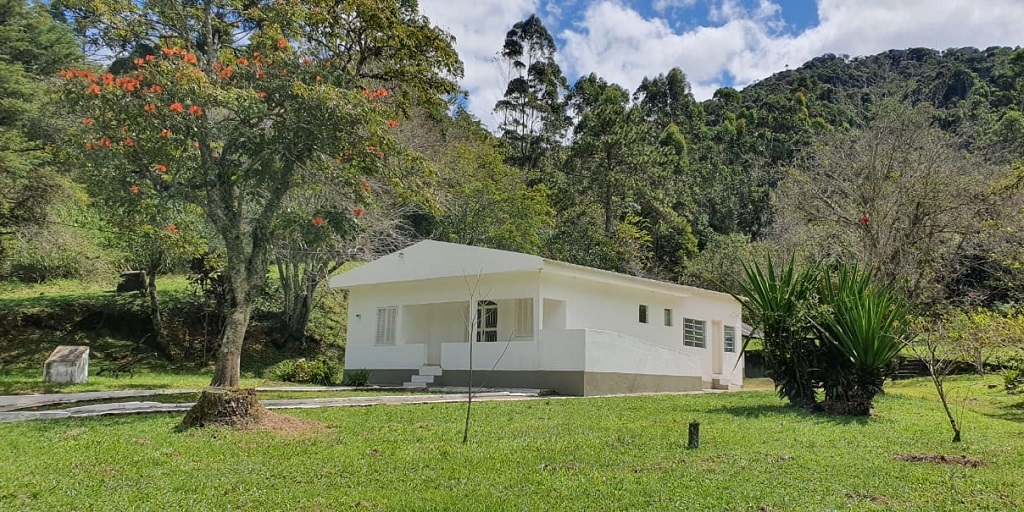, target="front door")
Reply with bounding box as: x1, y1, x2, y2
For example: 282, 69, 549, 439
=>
711, 320, 723, 374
